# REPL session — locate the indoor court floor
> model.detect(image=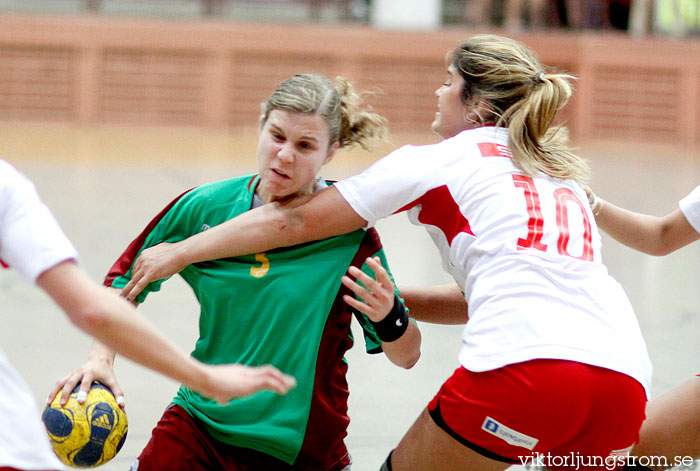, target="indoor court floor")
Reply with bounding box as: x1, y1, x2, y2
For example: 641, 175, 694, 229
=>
1, 124, 699, 471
